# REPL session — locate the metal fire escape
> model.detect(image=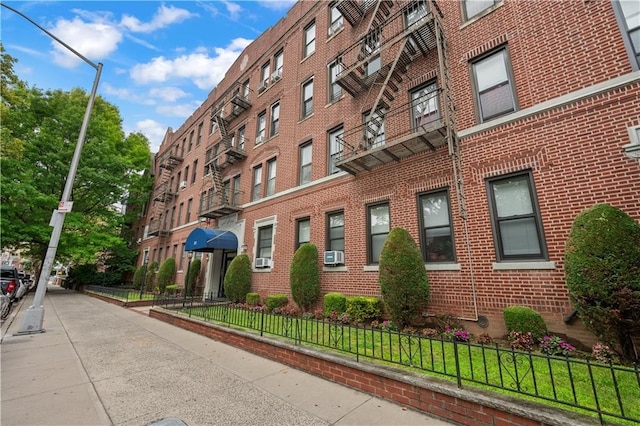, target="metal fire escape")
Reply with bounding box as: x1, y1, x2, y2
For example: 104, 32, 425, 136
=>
147, 148, 182, 236
199, 82, 251, 219
334, 0, 466, 219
